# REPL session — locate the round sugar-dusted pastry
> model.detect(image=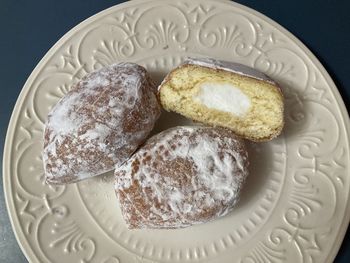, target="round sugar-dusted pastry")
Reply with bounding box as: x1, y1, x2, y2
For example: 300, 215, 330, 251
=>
158, 57, 284, 141
115, 126, 249, 229
43, 62, 161, 184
